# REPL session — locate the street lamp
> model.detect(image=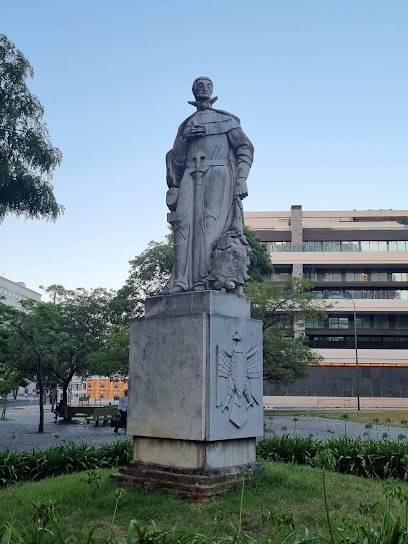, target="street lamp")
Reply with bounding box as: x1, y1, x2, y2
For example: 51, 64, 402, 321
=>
344, 292, 361, 411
